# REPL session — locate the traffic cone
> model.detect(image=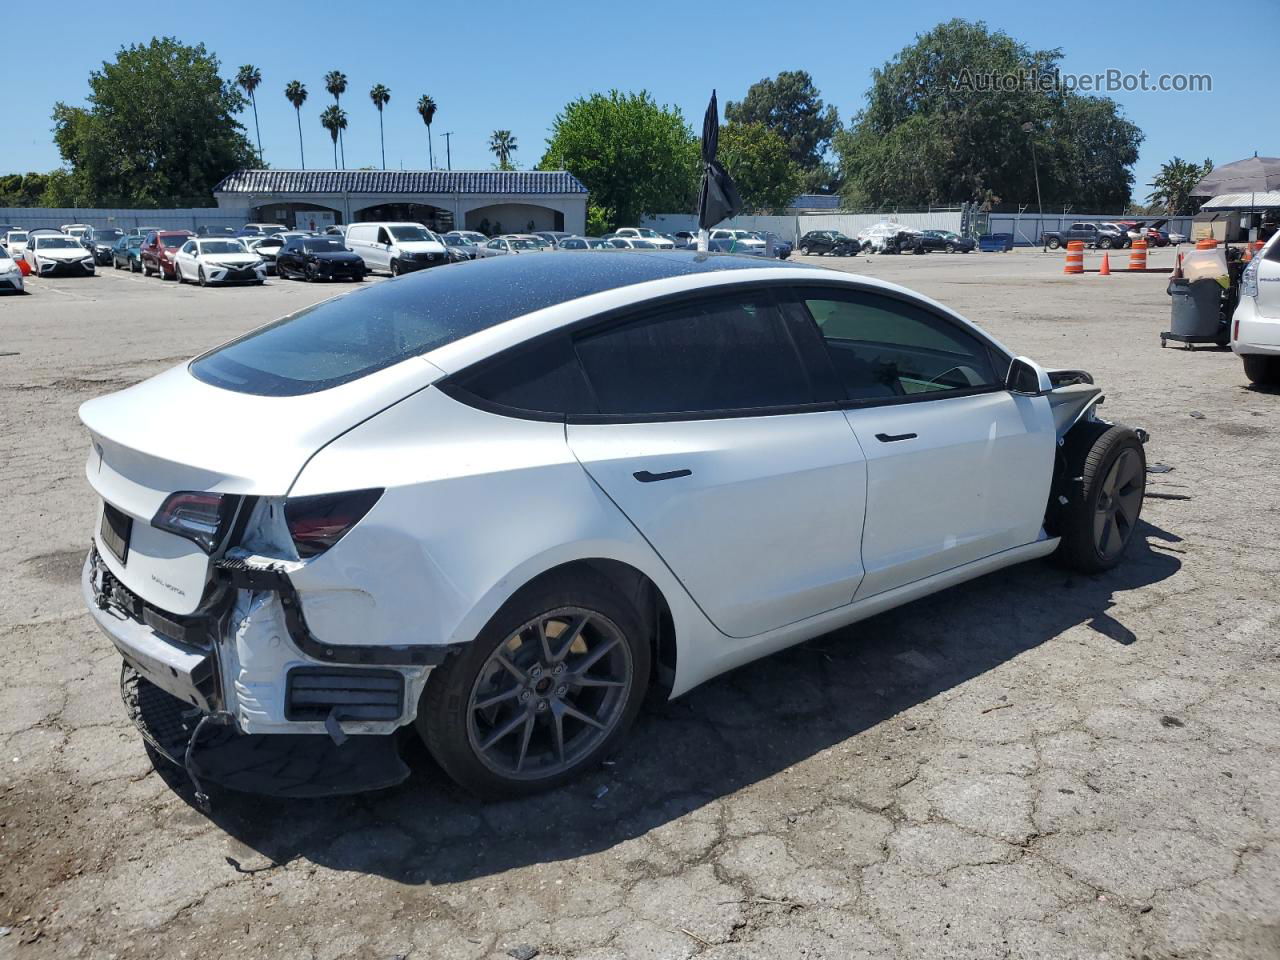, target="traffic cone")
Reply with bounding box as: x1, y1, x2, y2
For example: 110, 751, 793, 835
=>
1099, 252, 1111, 276
1172, 251, 1184, 280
